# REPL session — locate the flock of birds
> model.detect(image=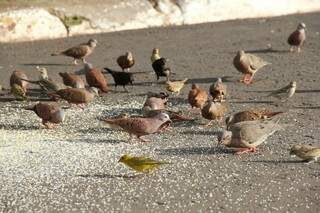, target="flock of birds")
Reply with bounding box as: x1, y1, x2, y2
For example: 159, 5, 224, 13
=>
2, 22, 320, 173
